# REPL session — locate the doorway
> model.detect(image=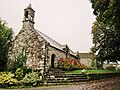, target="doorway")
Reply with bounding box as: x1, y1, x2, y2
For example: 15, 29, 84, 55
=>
51, 54, 55, 68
